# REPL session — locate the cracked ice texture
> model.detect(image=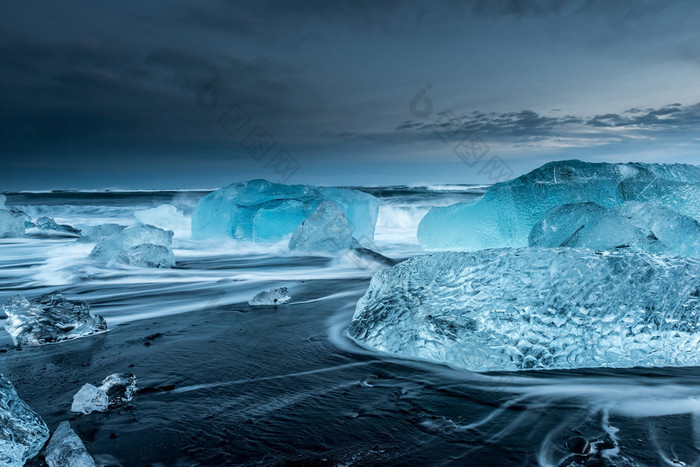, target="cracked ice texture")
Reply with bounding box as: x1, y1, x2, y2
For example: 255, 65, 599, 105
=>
349, 248, 700, 372
0, 374, 50, 467
99, 373, 136, 406
90, 224, 175, 268
529, 201, 700, 257
191, 179, 379, 246
3, 292, 107, 346
418, 160, 700, 251
71, 384, 108, 415
289, 200, 353, 253
45, 421, 95, 467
